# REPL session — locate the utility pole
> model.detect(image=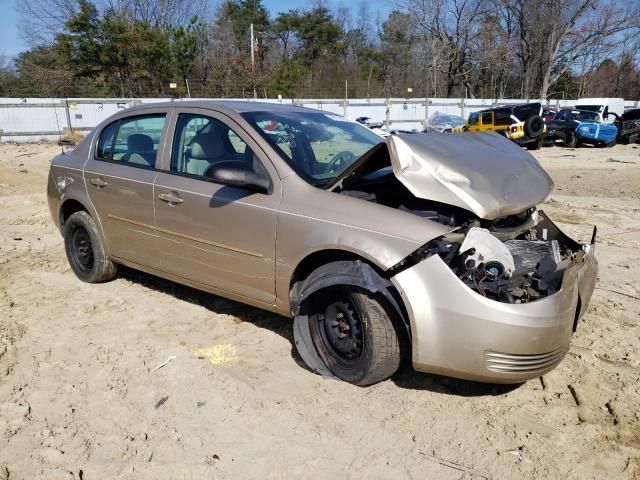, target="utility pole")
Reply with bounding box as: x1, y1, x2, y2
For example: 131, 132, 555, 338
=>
250, 23, 257, 100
